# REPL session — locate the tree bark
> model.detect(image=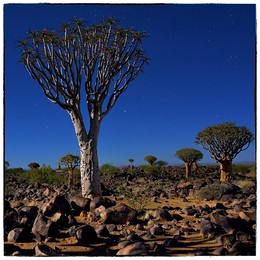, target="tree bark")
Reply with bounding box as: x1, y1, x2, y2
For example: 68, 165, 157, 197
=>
219, 160, 233, 183
69, 111, 101, 197
185, 163, 192, 179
